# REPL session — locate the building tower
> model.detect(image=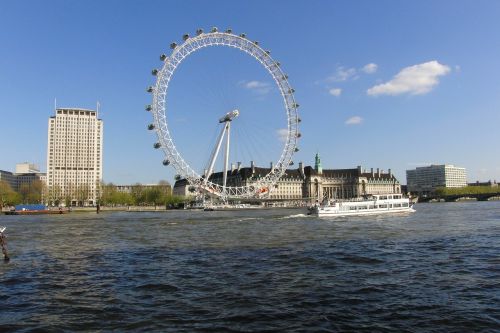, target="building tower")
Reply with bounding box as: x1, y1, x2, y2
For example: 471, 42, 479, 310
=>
314, 153, 323, 174
46, 108, 103, 206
